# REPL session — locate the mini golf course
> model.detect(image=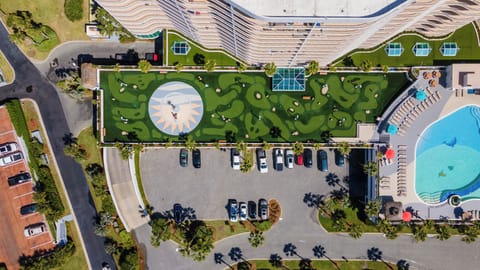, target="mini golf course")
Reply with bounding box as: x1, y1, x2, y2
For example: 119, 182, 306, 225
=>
100, 70, 408, 143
